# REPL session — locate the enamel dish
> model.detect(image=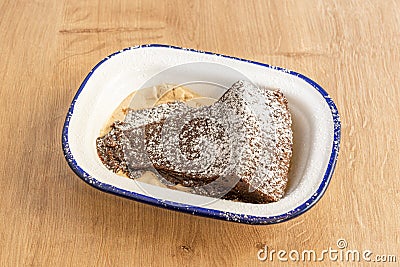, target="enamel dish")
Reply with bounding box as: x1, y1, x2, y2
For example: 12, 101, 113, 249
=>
62, 44, 341, 224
